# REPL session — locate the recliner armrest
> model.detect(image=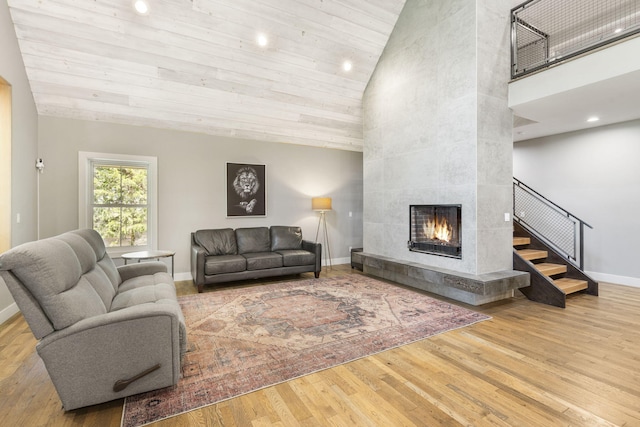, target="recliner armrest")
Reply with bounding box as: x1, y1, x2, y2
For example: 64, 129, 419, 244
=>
36, 303, 185, 410
117, 261, 167, 282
